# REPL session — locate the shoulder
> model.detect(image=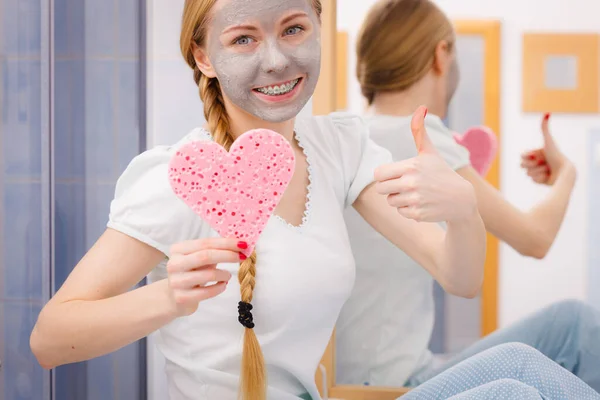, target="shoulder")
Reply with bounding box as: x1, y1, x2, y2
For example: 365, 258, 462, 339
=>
297, 112, 369, 153
298, 113, 391, 207
108, 128, 213, 256
114, 128, 211, 194
305, 111, 367, 135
